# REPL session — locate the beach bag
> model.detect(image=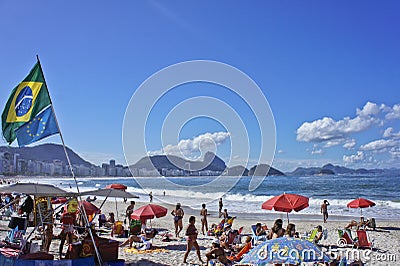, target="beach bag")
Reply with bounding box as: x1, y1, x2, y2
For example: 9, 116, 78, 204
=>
130, 219, 142, 235
112, 221, 124, 237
